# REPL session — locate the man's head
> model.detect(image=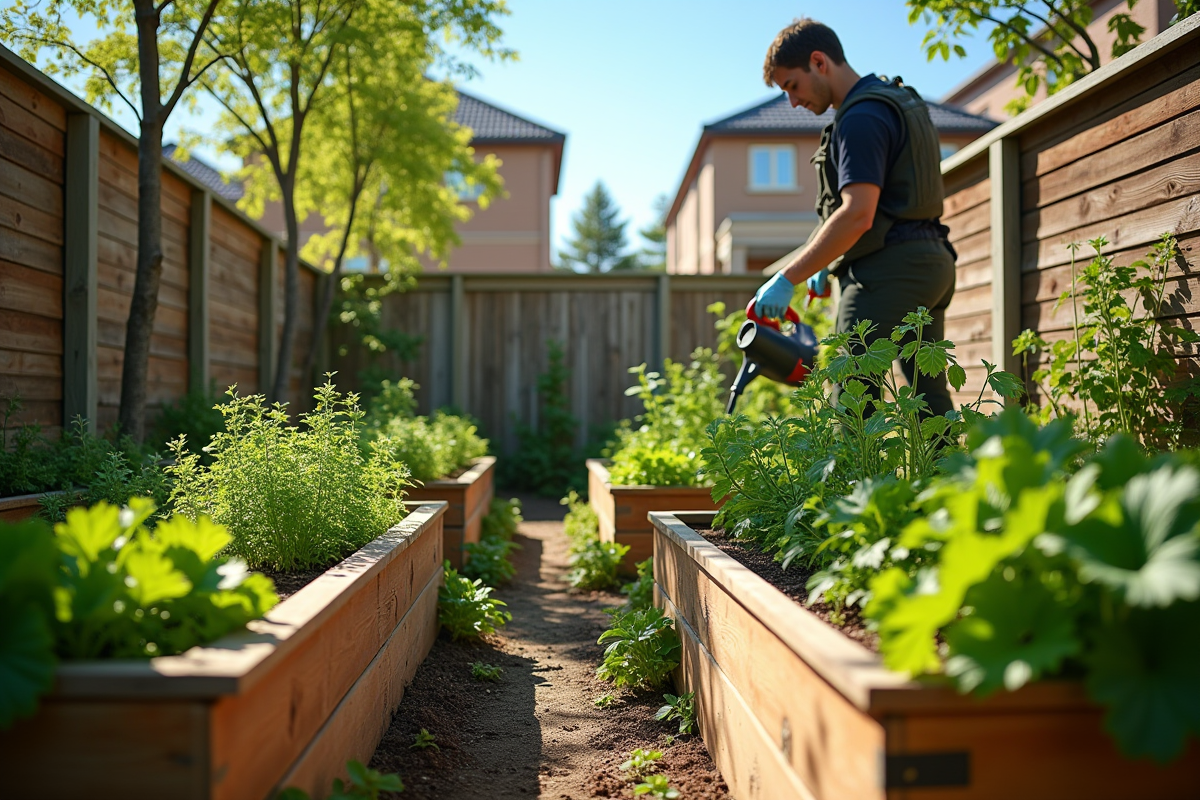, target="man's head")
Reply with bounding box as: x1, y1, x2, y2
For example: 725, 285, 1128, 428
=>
763, 18, 848, 115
